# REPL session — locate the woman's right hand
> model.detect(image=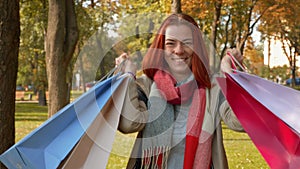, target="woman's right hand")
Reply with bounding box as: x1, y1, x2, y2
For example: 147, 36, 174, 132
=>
115, 53, 137, 75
